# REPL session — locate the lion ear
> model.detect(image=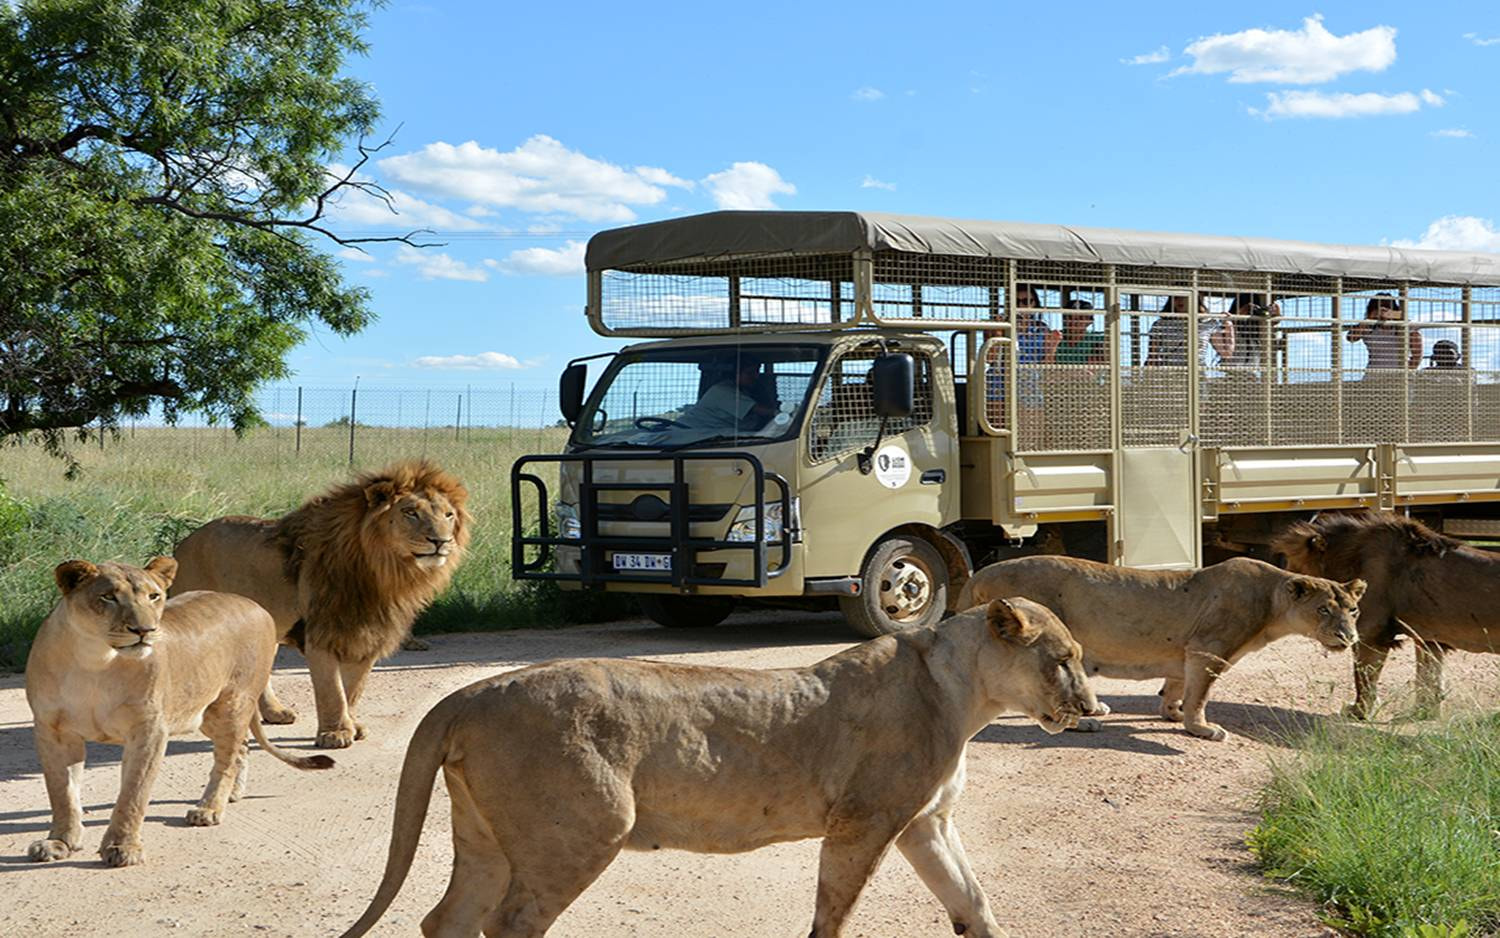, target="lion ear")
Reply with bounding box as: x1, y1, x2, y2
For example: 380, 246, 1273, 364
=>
364, 481, 398, 508
1286, 577, 1316, 600
1343, 578, 1367, 601
987, 598, 1042, 646
54, 560, 99, 595
144, 556, 178, 589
